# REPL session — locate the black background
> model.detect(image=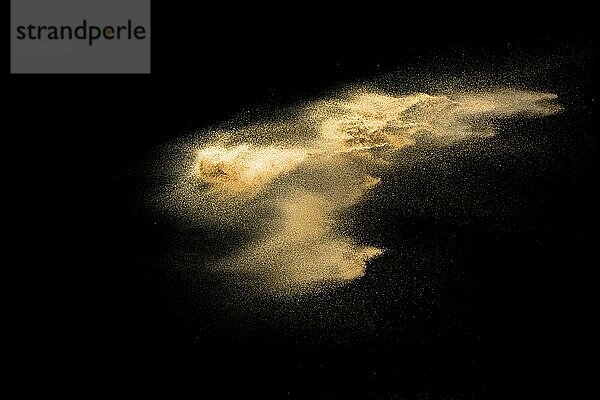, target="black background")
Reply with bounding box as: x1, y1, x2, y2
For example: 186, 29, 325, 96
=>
7, 5, 596, 399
